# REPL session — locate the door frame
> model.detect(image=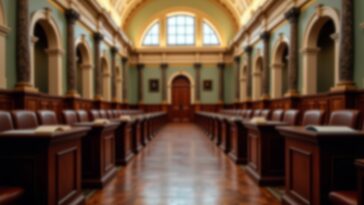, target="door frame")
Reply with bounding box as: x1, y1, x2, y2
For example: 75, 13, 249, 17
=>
167, 71, 195, 105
